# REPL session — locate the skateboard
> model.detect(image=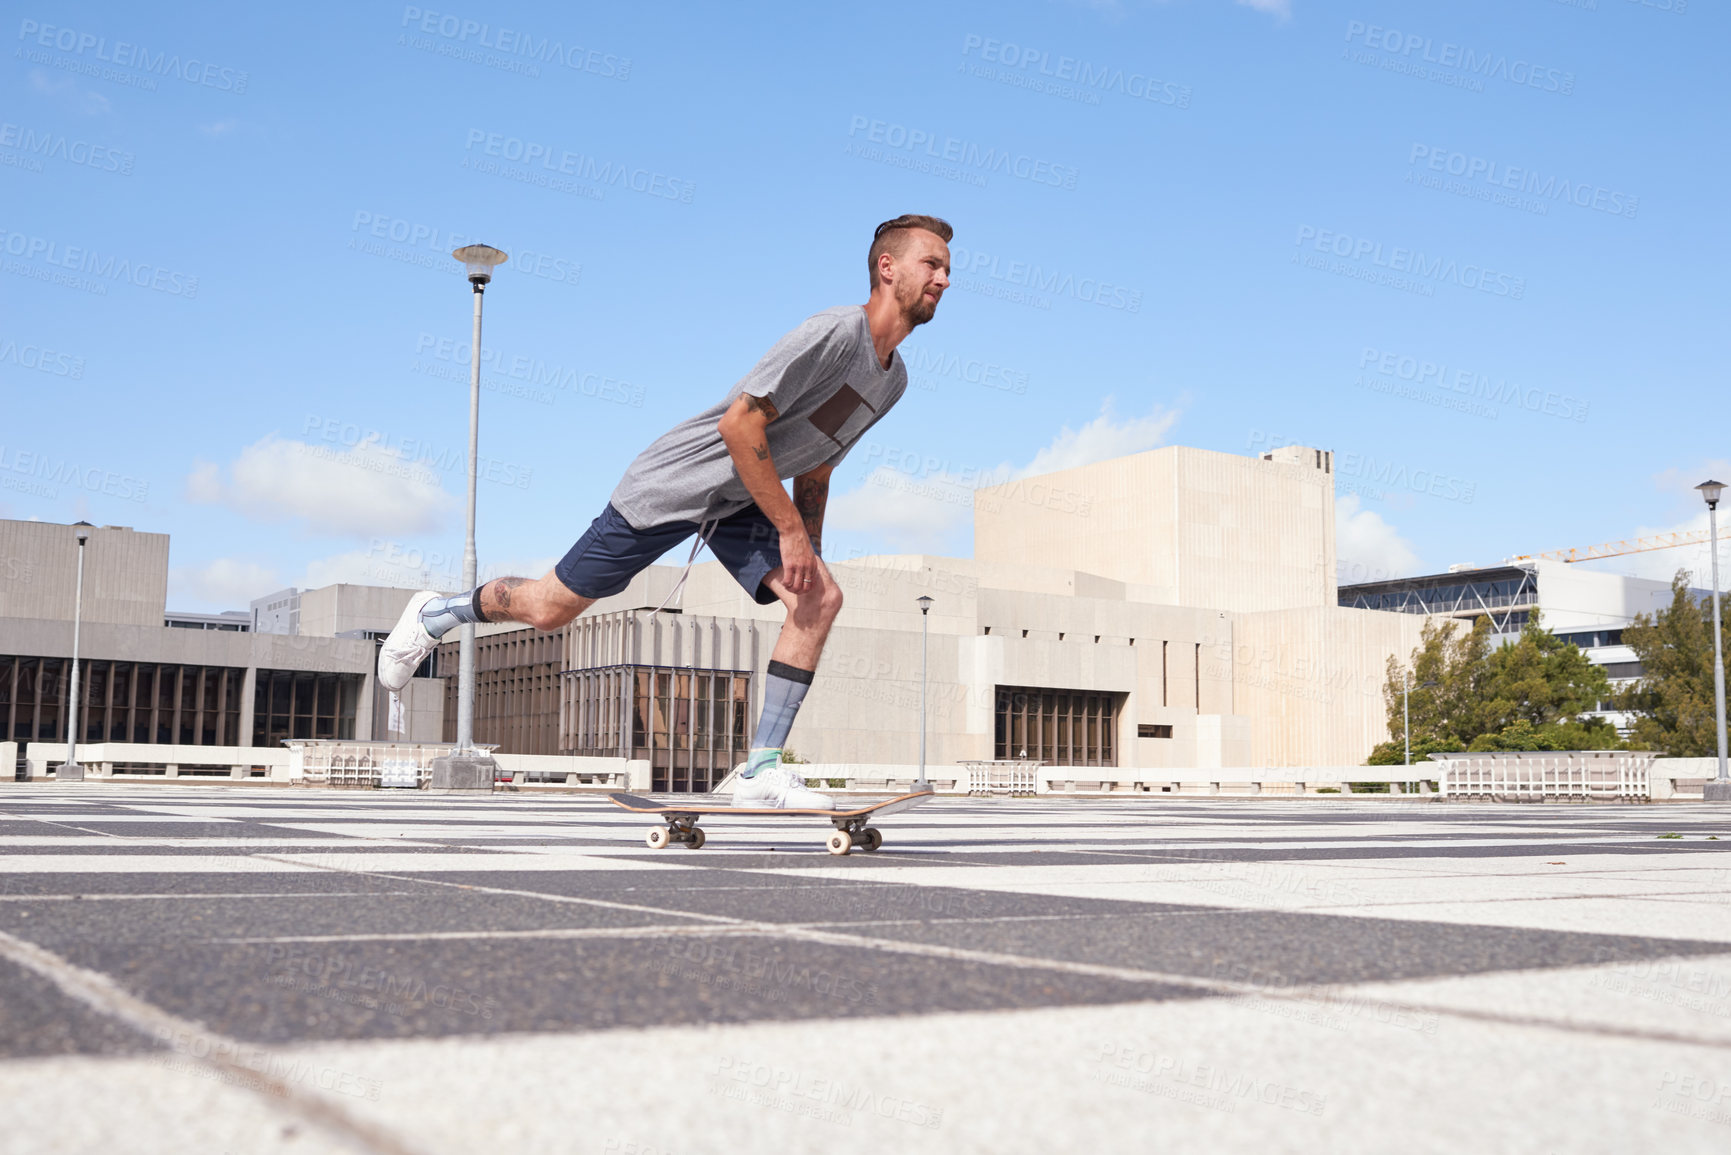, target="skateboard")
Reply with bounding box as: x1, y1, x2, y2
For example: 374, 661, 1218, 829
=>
607, 788, 935, 856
